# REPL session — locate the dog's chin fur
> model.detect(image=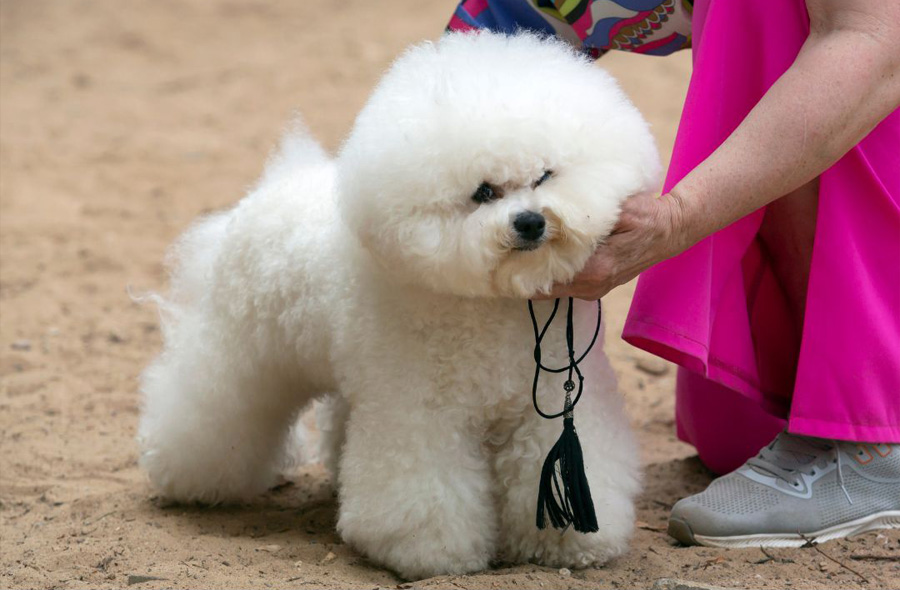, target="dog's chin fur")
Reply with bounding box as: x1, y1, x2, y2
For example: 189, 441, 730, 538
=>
138, 32, 660, 580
